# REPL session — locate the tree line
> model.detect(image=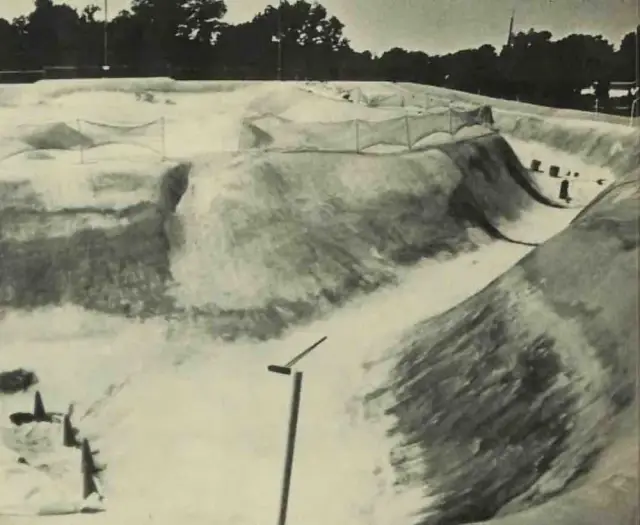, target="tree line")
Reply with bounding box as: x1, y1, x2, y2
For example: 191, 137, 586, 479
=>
0, 0, 637, 114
